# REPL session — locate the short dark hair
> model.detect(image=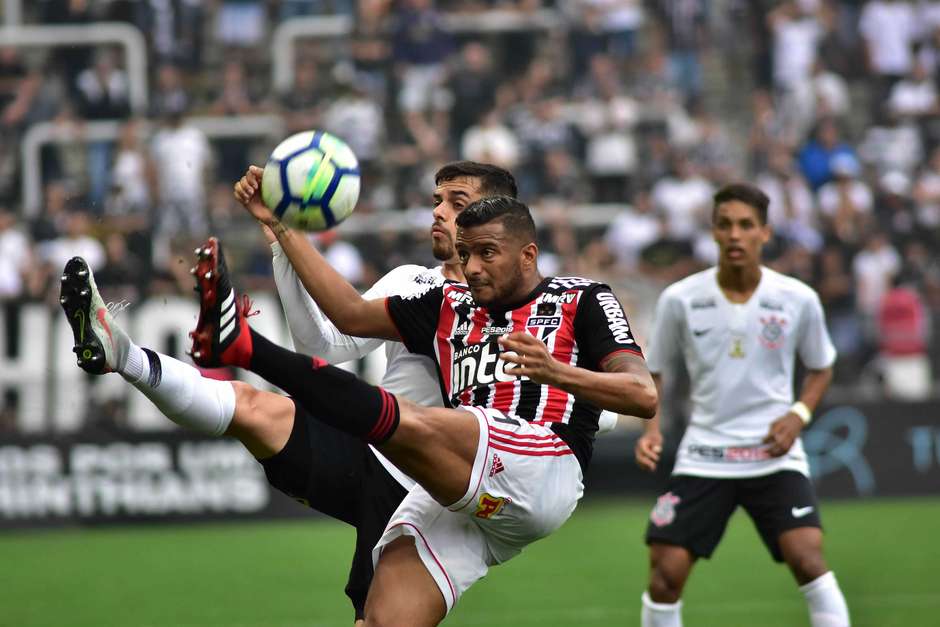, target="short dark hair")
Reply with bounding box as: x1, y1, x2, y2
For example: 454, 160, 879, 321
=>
456, 195, 536, 243
434, 161, 518, 198
712, 183, 770, 225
